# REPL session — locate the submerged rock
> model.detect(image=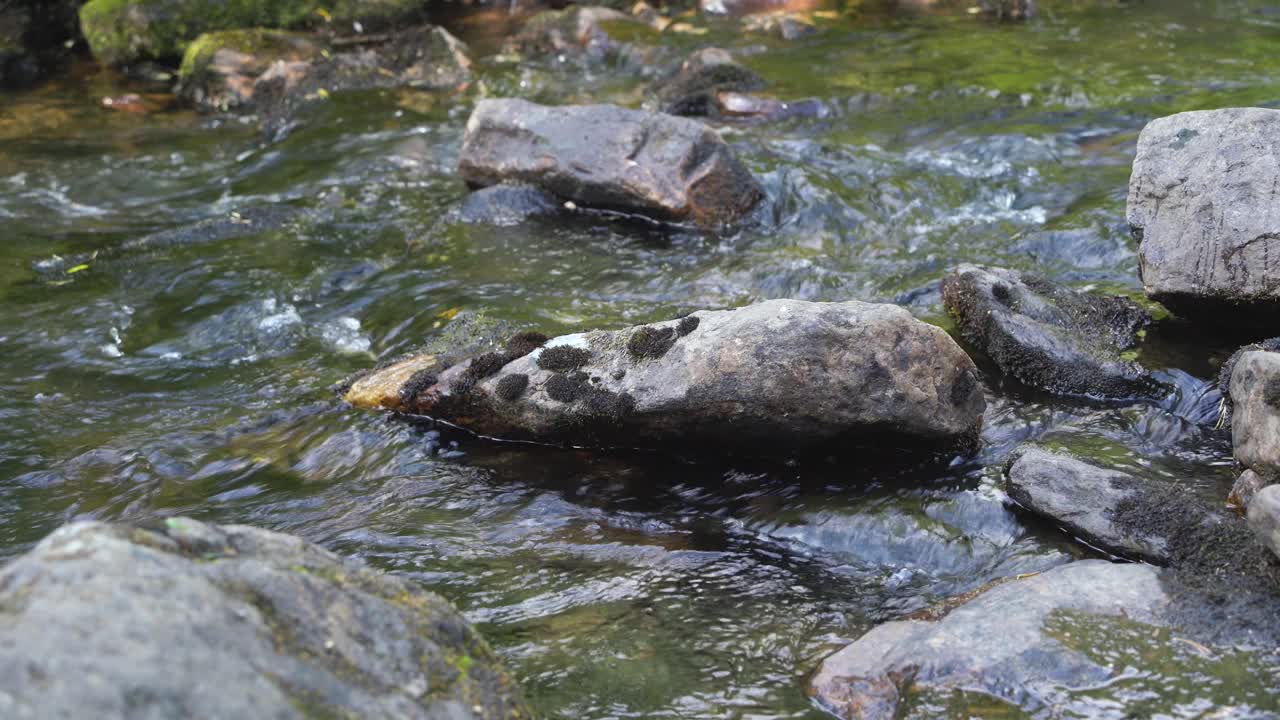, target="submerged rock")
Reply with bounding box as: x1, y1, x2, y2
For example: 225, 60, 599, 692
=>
1005, 447, 1174, 563
458, 99, 764, 227
810, 561, 1168, 719
0, 517, 531, 718
345, 299, 985, 456
456, 184, 562, 225
79, 0, 431, 66
656, 47, 765, 117
942, 264, 1158, 399
1127, 108, 1280, 321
